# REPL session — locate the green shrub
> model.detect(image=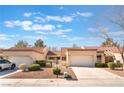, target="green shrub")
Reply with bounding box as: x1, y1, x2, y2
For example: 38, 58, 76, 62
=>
47, 60, 52, 63
116, 62, 123, 67
95, 62, 108, 67
103, 63, 108, 67
53, 68, 61, 75
107, 62, 117, 70
35, 60, 46, 67
28, 64, 40, 71
95, 63, 103, 67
